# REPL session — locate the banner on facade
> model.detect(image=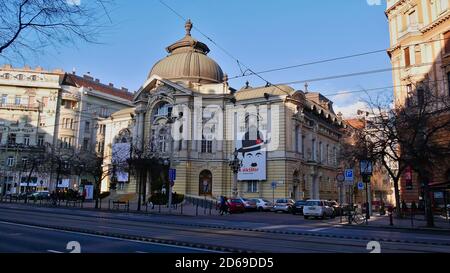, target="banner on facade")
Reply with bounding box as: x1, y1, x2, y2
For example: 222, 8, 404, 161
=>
57, 179, 70, 188
112, 143, 130, 182
236, 125, 267, 181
